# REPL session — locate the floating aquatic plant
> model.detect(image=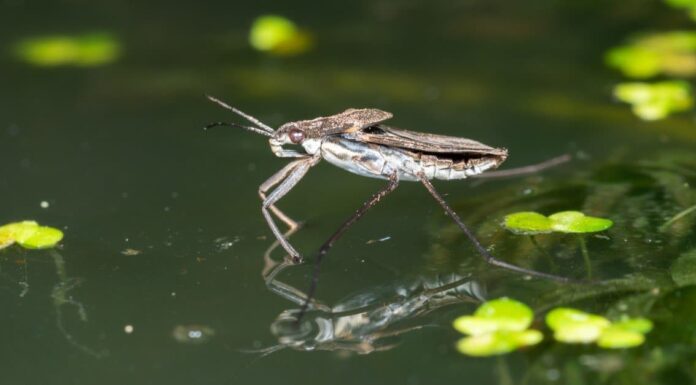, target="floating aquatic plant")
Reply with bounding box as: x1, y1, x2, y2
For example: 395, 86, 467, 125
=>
665, 0, 696, 21
453, 298, 543, 356
613, 81, 693, 121
546, 308, 652, 349
249, 15, 312, 56
546, 308, 611, 343
14, 33, 120, 67
606, 31, 696, 78
504, 211, 613, 235
0, 221, 64, 250
504, 211, 613, 278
